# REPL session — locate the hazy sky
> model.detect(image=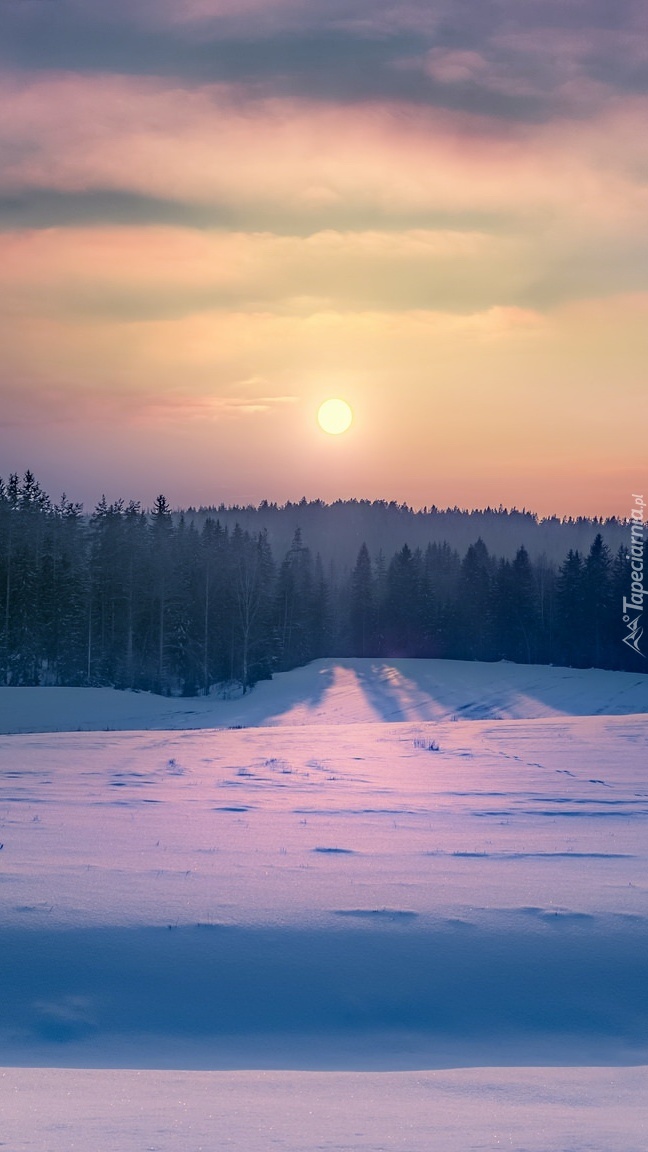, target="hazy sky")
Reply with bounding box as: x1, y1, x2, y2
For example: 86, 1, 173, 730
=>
1, 0, 646, 515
